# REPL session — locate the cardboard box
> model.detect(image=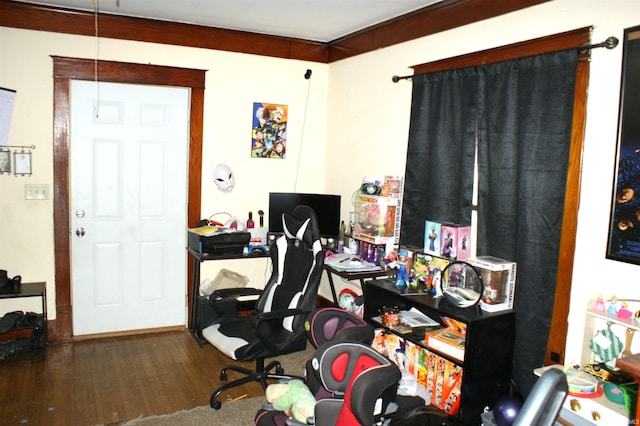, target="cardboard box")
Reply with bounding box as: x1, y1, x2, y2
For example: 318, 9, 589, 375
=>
440, 222, 471, 261
353, 194, 402, 244
423, 220, 442, 256
469, 256, 517, 312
